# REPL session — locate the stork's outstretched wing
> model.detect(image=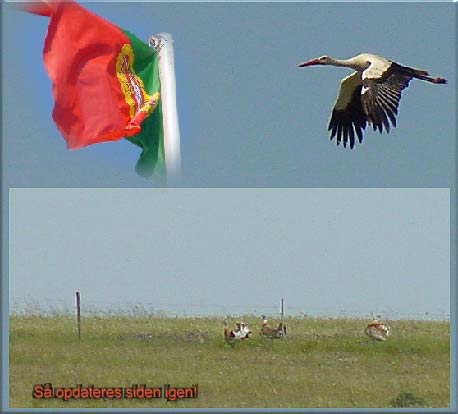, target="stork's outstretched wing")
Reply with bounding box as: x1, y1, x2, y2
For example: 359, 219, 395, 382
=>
361, 63, 414, 133
328, 72, 367, 149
